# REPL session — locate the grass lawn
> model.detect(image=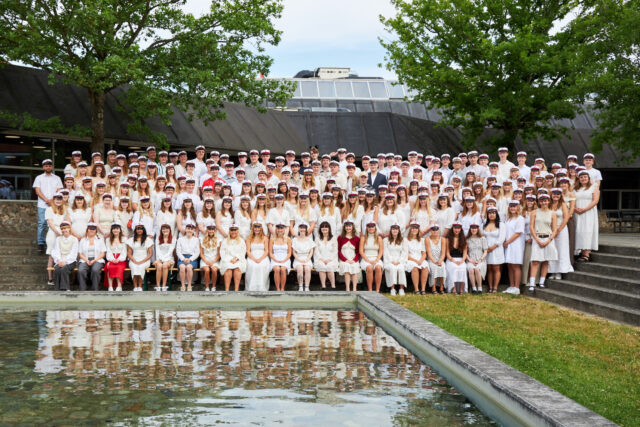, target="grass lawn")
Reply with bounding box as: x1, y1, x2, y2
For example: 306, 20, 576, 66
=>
390, 294, 640, 427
